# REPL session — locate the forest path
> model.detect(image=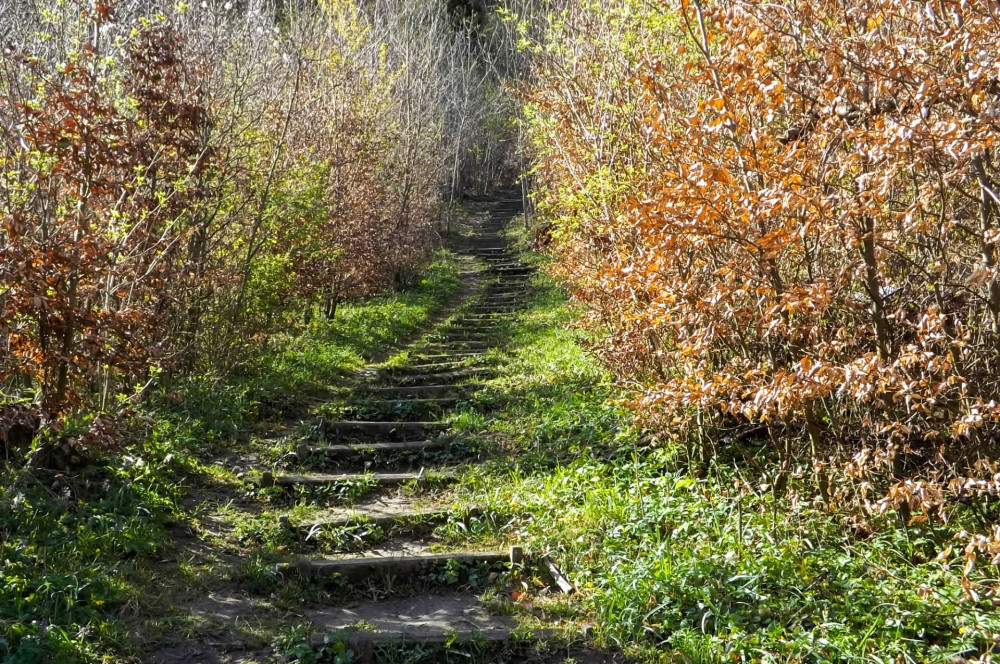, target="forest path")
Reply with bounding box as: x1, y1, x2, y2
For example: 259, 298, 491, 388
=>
265, 195, 542, 660
146, 194, 606, 663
